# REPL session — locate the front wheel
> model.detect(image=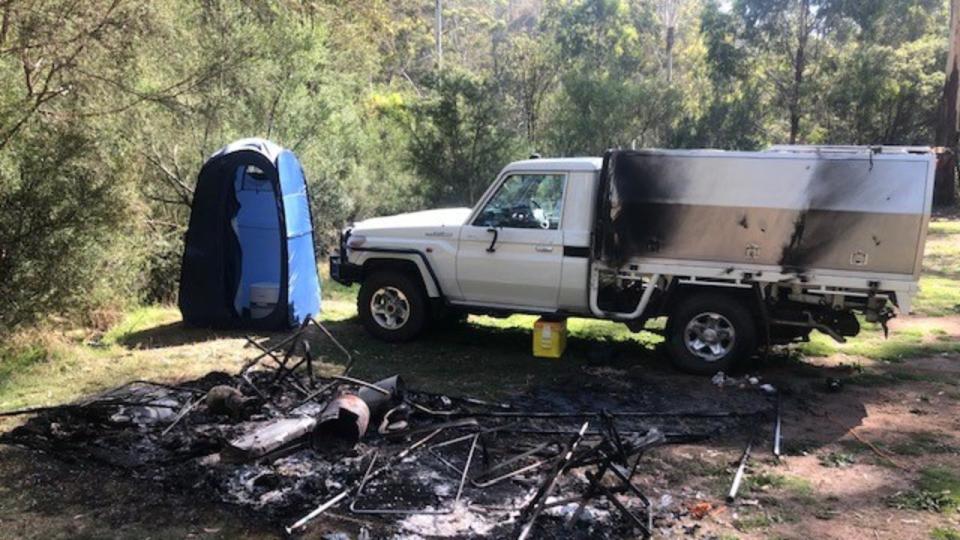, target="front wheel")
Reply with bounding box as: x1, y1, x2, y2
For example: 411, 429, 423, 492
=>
358, 271, 429, 342
664, 293, 758, 375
